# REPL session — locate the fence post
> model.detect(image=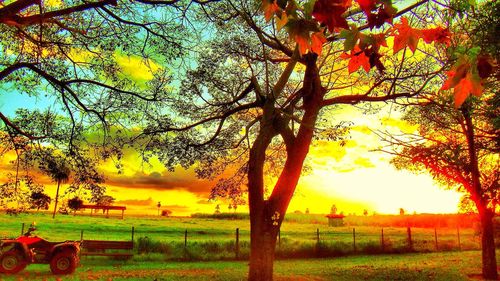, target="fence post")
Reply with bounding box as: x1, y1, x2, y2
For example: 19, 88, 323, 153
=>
407, 227, 413, 251
235, 228, 240, 259
381, 228, 384, 252
184, 229, 188, 258
21, 223, 25, 236
131, 226, 135, 245
80, 230, 84, 241
316, 228, 320, 244
434, 228, 438, 251
457, 226, 461, 251
352, 228, 356, 252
